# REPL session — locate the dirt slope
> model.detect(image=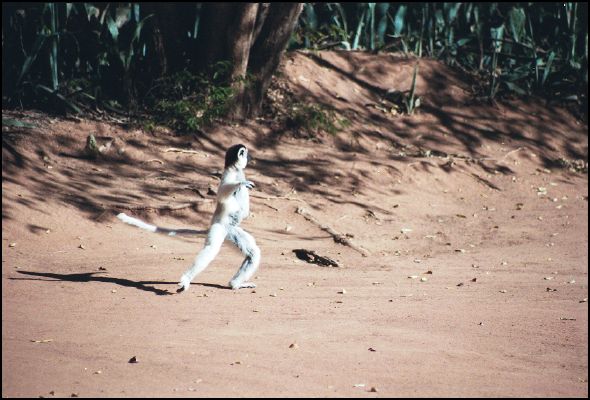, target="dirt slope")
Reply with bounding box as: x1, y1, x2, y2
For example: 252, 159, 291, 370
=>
2, 50, 588, 397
